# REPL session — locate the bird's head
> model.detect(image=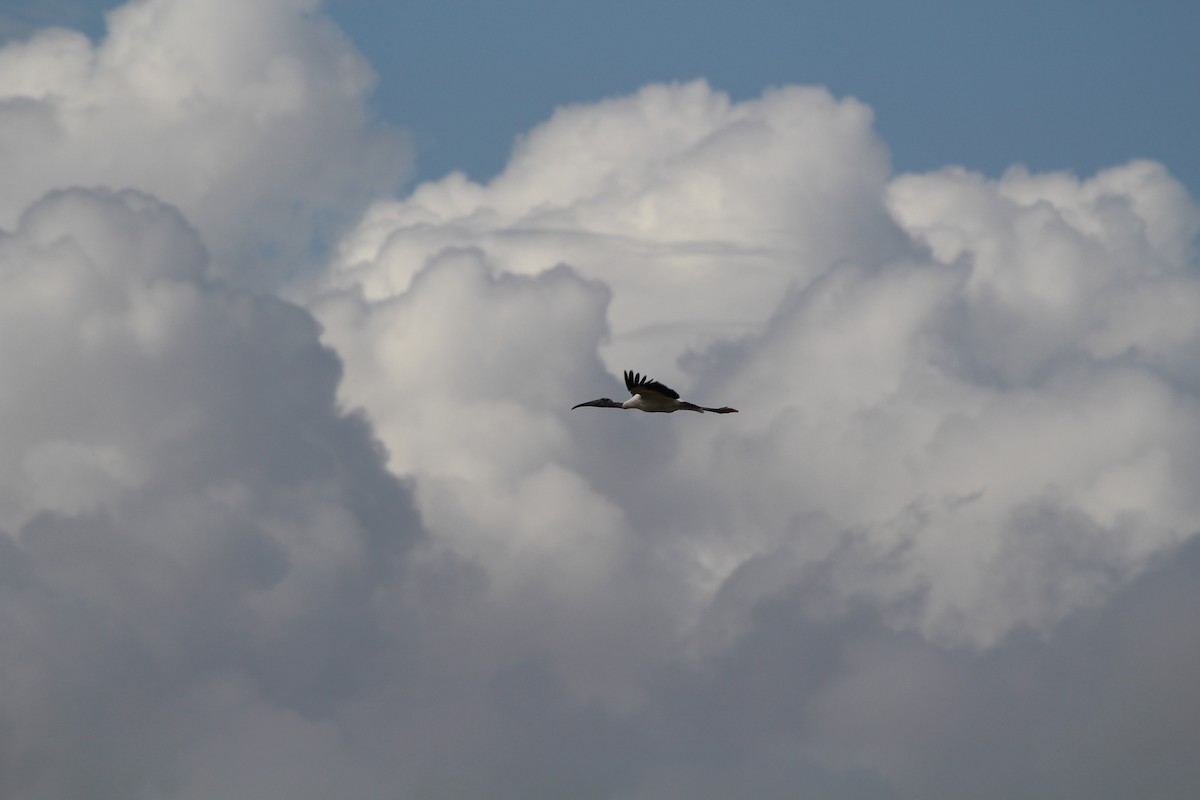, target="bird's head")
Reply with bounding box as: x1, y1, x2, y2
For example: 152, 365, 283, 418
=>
571, 398, 624, 410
